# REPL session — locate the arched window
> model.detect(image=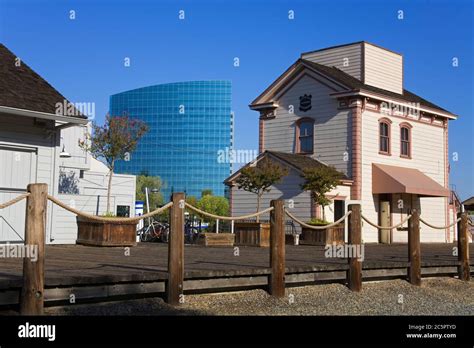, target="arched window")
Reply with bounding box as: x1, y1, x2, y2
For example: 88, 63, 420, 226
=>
296, 118, 314, 154
400, 123, 412, 158
379, 118, 392, 155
